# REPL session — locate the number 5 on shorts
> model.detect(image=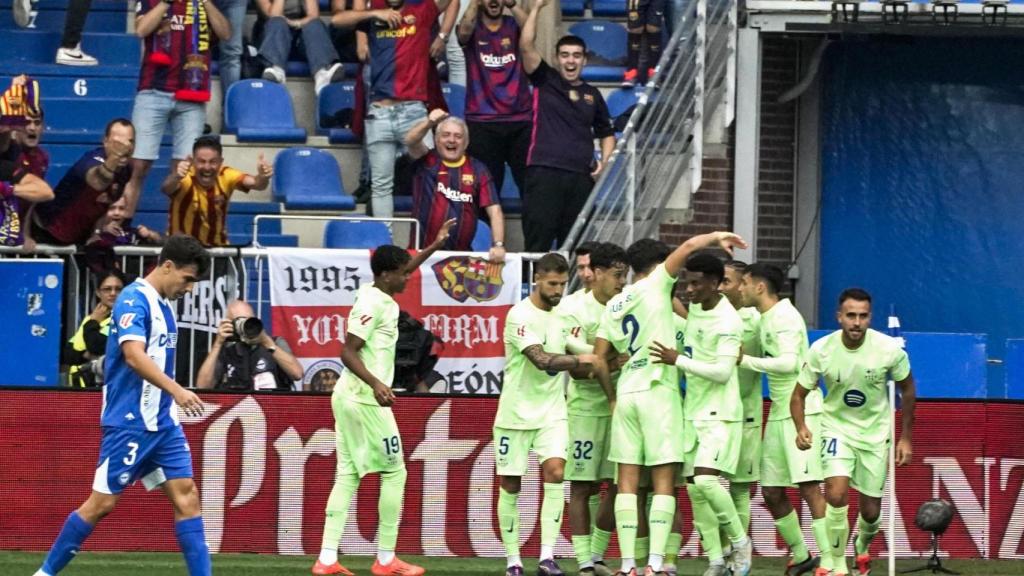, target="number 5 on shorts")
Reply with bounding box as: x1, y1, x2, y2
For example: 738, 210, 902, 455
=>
498, 436, 510, 456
